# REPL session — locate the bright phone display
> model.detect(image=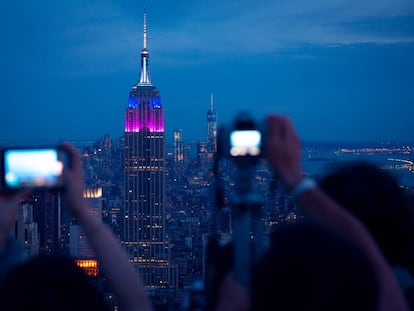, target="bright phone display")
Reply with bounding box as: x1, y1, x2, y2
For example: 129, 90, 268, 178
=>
2, 148, 68, 189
